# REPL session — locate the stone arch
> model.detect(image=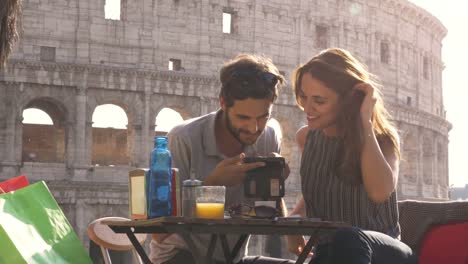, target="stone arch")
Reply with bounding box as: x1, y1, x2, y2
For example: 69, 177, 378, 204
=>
86, 91, 137, 125
91, 104, 130, 166
152, 104, 193, 132
86, 90, 144, 166
15, 84, 75, 123
21, 97, 69, 163
401, 132, 418, 183
154, 107, 186, 136
149, 94, 201, 130
161, 106, 193, 121
422, 135, 434, 185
